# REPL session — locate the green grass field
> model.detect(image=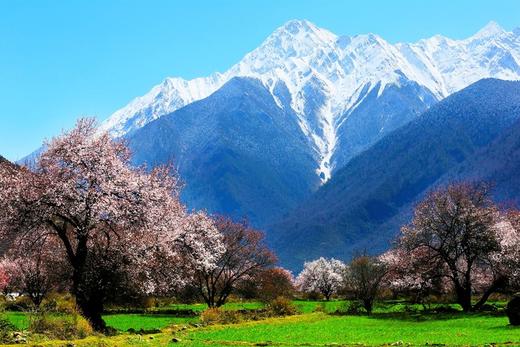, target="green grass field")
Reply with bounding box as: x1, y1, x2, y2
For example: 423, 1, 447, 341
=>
2, 301, 519, 346
181, 313, 519, 346
103, 314, 197, 331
